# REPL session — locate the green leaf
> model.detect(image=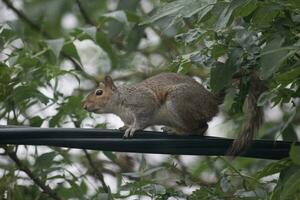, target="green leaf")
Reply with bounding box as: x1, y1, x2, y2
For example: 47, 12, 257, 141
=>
197, 3, 215, 22
260, 36, 291, 79
175, 28, 206, 44
215, 4, 233, 31
142, 167, 164, 177
281, 109, 296, 134
254, 159, 291, 179
49, 95, 86, 127
210, 48, 242, 91
96, 32, 118, 67
122, 167, 164, 178
125, 11, 141, 23
73, 39, 112, 74
13, 85, 35, 102
79, 180, 88, 194
17, 55, 39, 69
288, 0, 300, 8
220, 176, 230, 192
103, 151, 117, 162
141, 1, 184, 25
275, 64, 300, 85
257, 91, 277, 106
34, 152, 57, 169
80, 27, 97, 41
7, 20, 25, 38
177, 61, 192, 74
290, 144, 300, 166
121, 171, 143, 178
215, 0, 249, 31
252, 5, 280, 28
57, 185, 83, 199
141, 0, 216, 25
211, 44, 227, 59
62, 42, 81, 62
125, 25, 144, 52
282, 125, 298, 141
36, 91, 50, 105
46, 38, 65, 59
103, 10, 128, 24
189, 188, 212, 199
234, 0, 258, 17
30, 116, 43, 127
234, 189, 257, 198
272, 167, 300, 200
0, 25, 16, 47
142, 184, 166, 195
0, 64, 12, 101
